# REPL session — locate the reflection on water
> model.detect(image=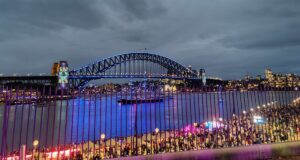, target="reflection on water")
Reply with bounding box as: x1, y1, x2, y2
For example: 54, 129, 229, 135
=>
0, 91, 298, 152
